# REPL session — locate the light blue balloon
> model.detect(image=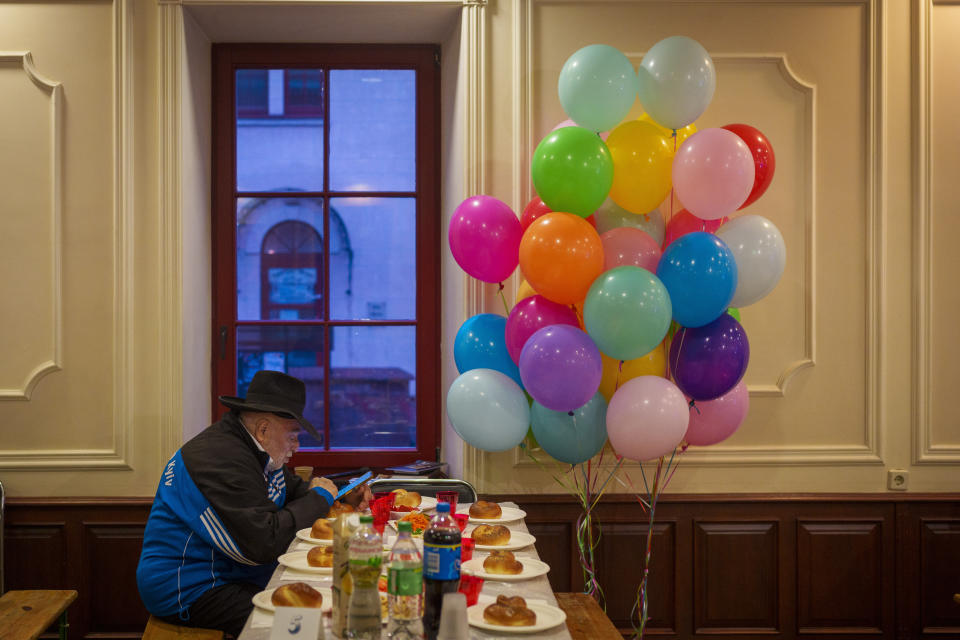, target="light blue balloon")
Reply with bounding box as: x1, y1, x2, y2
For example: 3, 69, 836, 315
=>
447, 369, 530, 452
656, 231, 737, 328
454, 313, 522, 388
531, 392, 608, 464
593, 198, 665, 246
558, 44, 639, 132
637, 36, 716, 130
